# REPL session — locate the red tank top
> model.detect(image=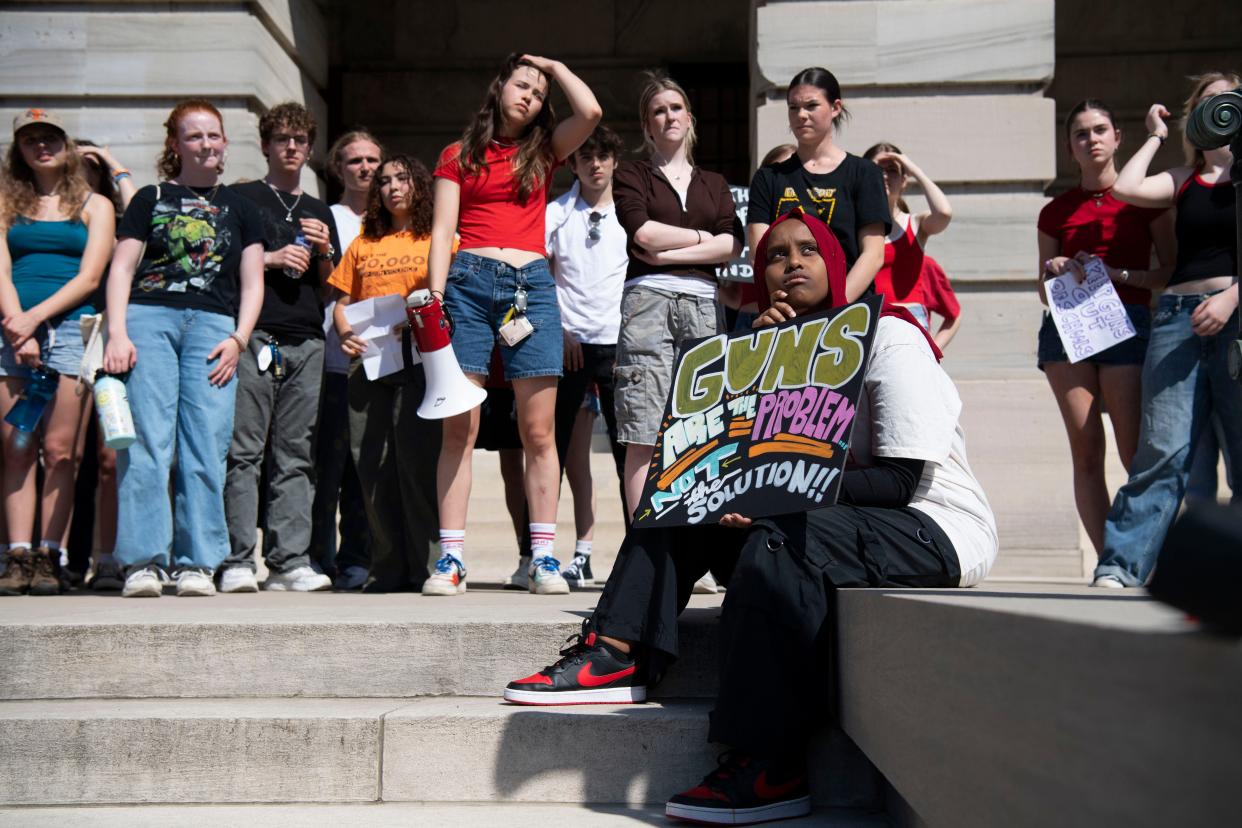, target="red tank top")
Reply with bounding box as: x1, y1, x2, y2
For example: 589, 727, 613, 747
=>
873, 216, 925, 304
